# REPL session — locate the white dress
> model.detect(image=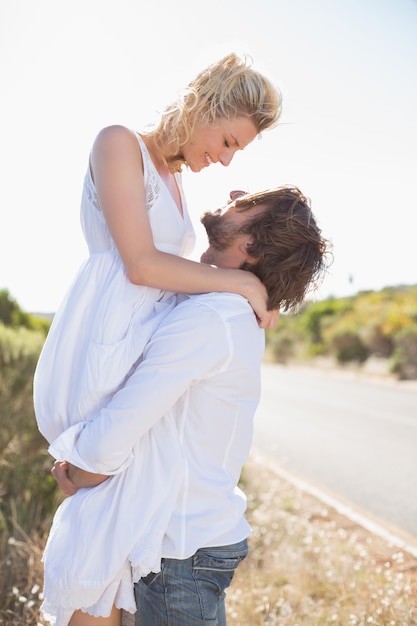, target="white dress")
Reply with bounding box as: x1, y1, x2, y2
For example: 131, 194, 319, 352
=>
33, 134, 195, 625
